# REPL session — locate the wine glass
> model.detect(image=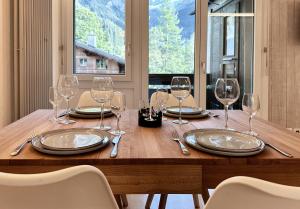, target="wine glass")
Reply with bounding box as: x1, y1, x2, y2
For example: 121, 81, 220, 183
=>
156, 88, 169, 121
90, 77, 114, 131
170, 76, 191, 124
214, 78, 240, 129
110, 92, 126, 135
242, 93, 260, 136
49, 87, 62, 122
57, 75, 79, 124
